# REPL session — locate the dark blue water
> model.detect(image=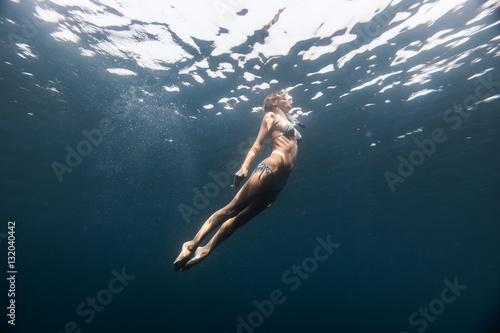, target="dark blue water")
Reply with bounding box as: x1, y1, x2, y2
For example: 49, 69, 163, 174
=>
1, 1, 500, 332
